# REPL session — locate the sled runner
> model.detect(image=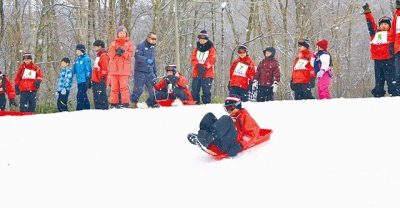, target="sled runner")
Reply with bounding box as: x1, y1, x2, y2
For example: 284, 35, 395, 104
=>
187, 128, 273, 160
157, 99, 197, 107
0, 111, 34, 116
